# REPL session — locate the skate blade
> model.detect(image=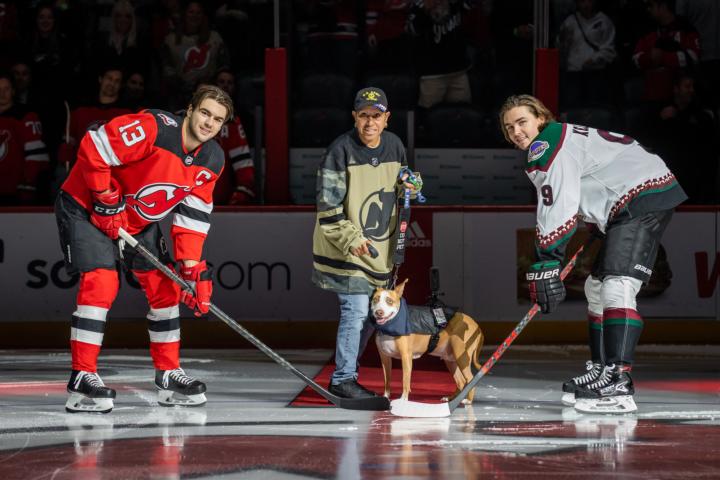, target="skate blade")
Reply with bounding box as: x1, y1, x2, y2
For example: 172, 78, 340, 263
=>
561, 392, 576, 406
158, 390, 207, 407
574, 395, 637, 414
65, 393, 114, 414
